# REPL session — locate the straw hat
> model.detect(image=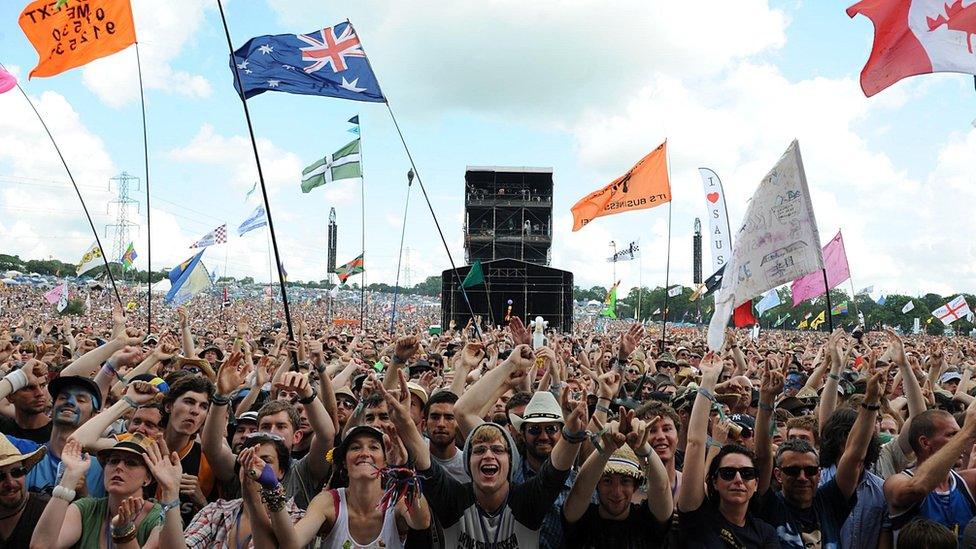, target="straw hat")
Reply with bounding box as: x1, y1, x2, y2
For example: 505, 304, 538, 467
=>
173, 356, 216, 381
510, 391, 564, 430
603, 445, 644, 482
0, 432, 45, 470
96, 432, 155, 467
